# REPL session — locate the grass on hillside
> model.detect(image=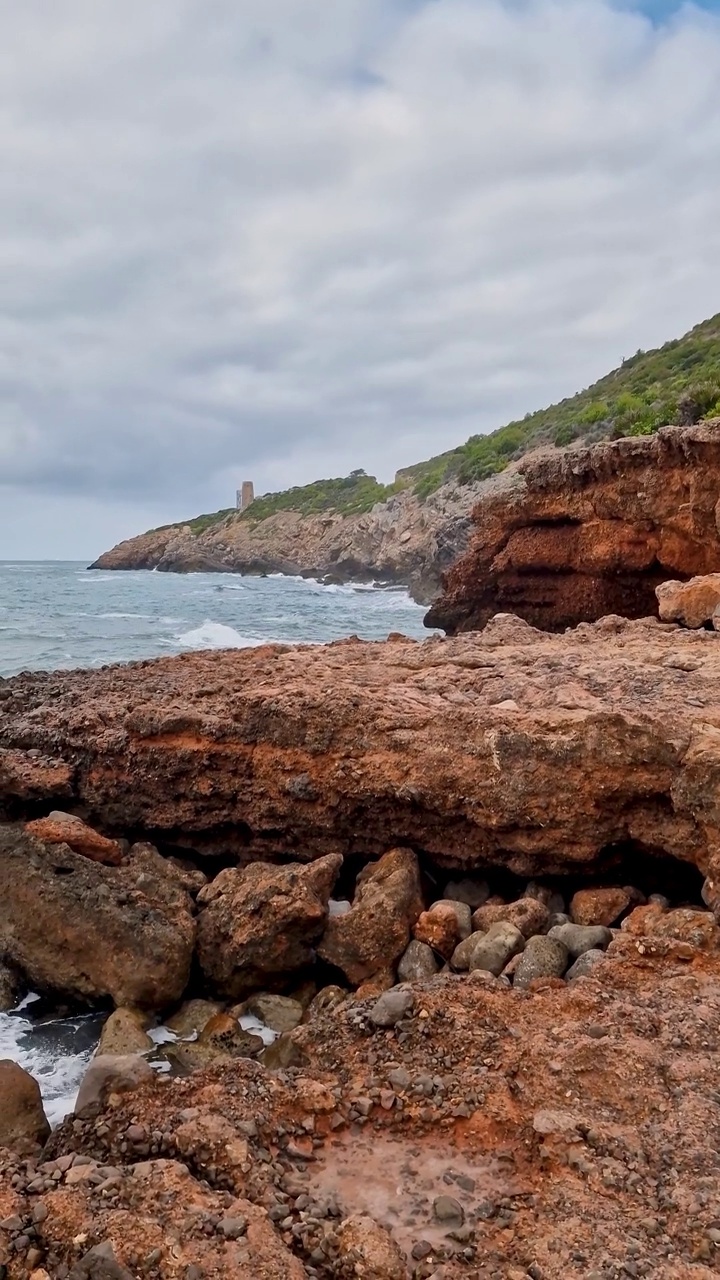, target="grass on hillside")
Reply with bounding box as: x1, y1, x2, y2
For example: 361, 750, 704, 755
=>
149, 311, 720, 535
402, 311, 720, 494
